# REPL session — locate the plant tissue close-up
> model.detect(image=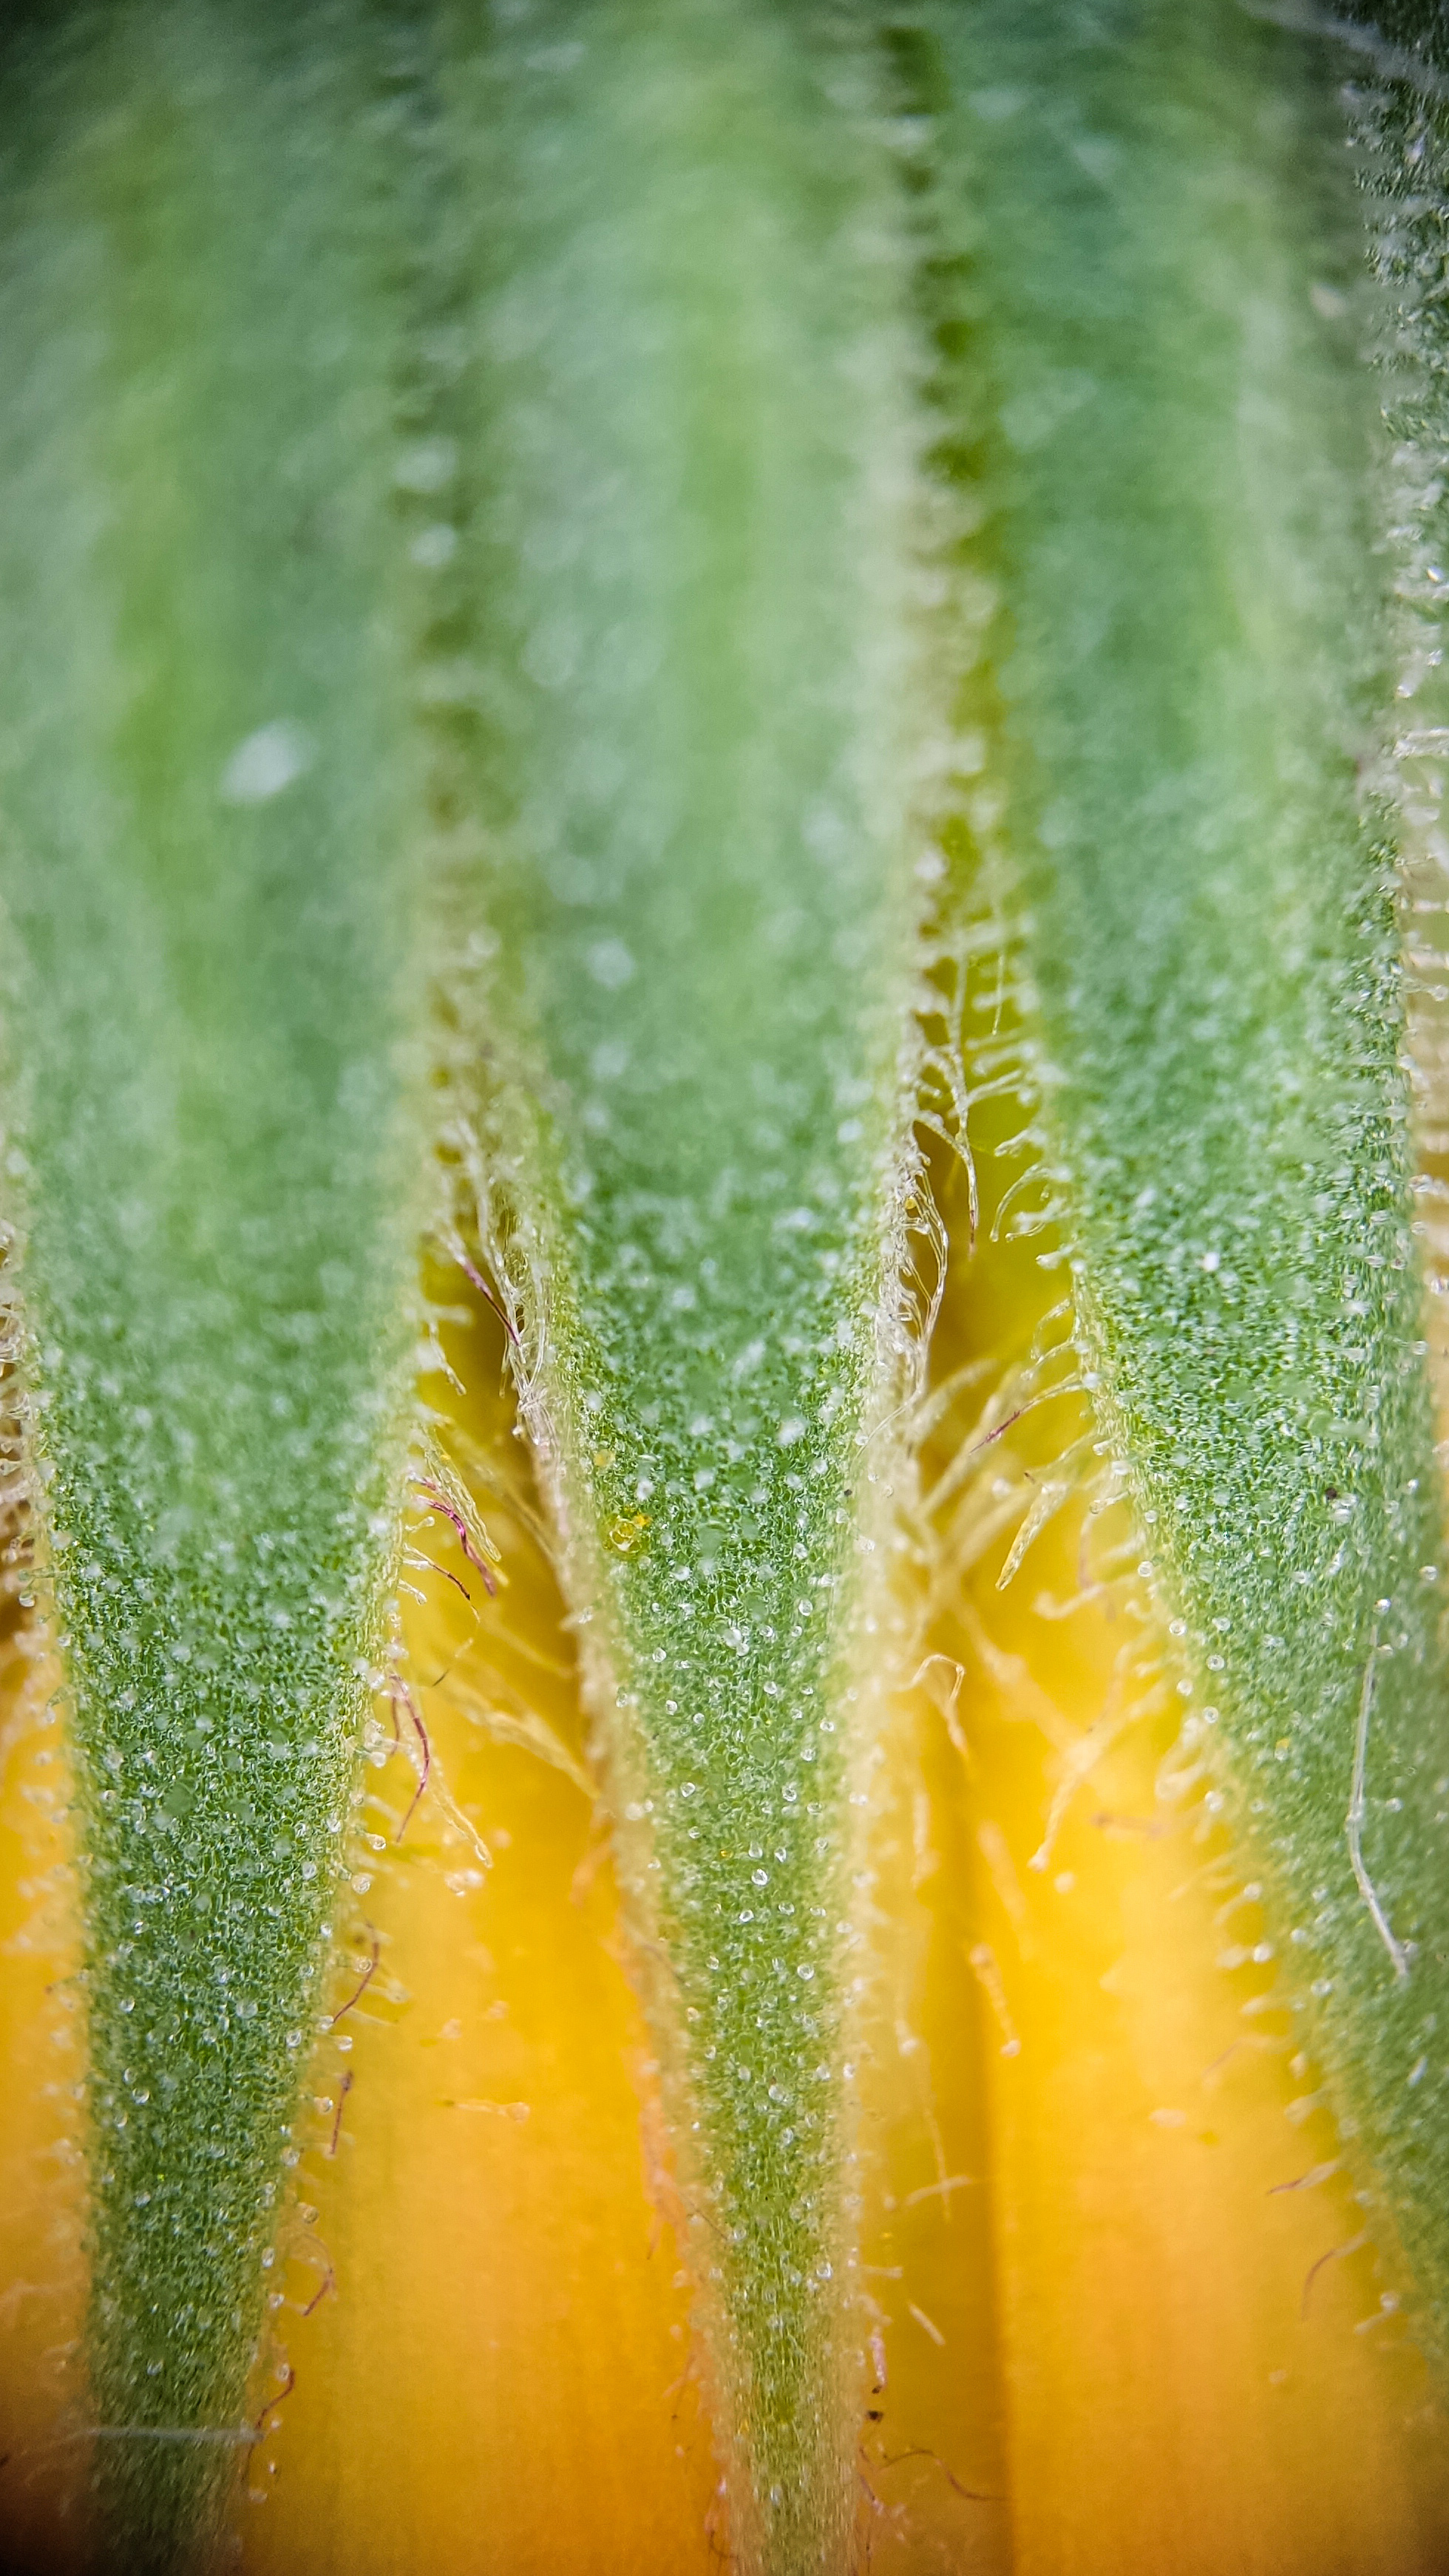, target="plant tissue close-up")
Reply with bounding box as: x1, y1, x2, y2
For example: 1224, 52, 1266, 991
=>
10, 1, 1449, 2572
